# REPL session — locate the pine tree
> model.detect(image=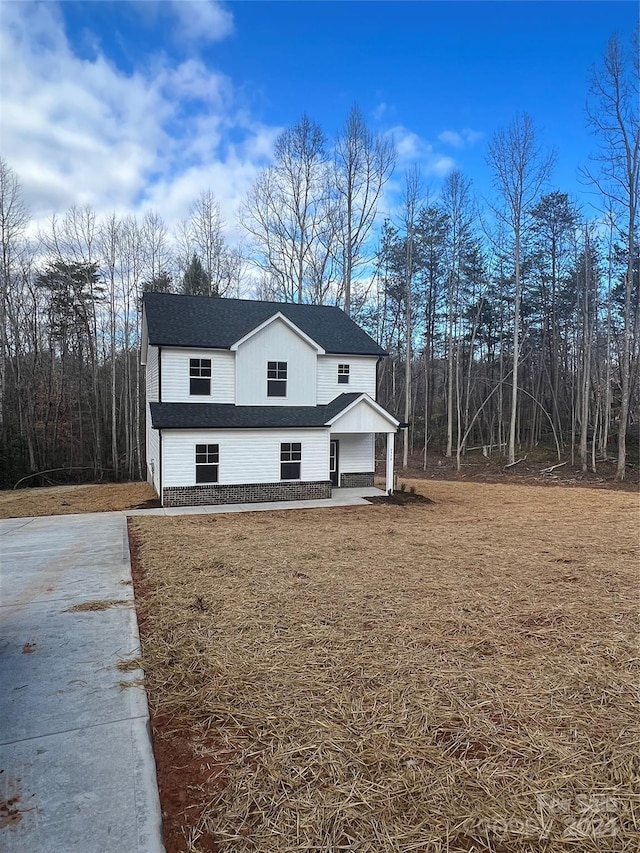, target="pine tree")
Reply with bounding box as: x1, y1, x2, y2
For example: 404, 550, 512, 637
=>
181, 254, 210, 296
